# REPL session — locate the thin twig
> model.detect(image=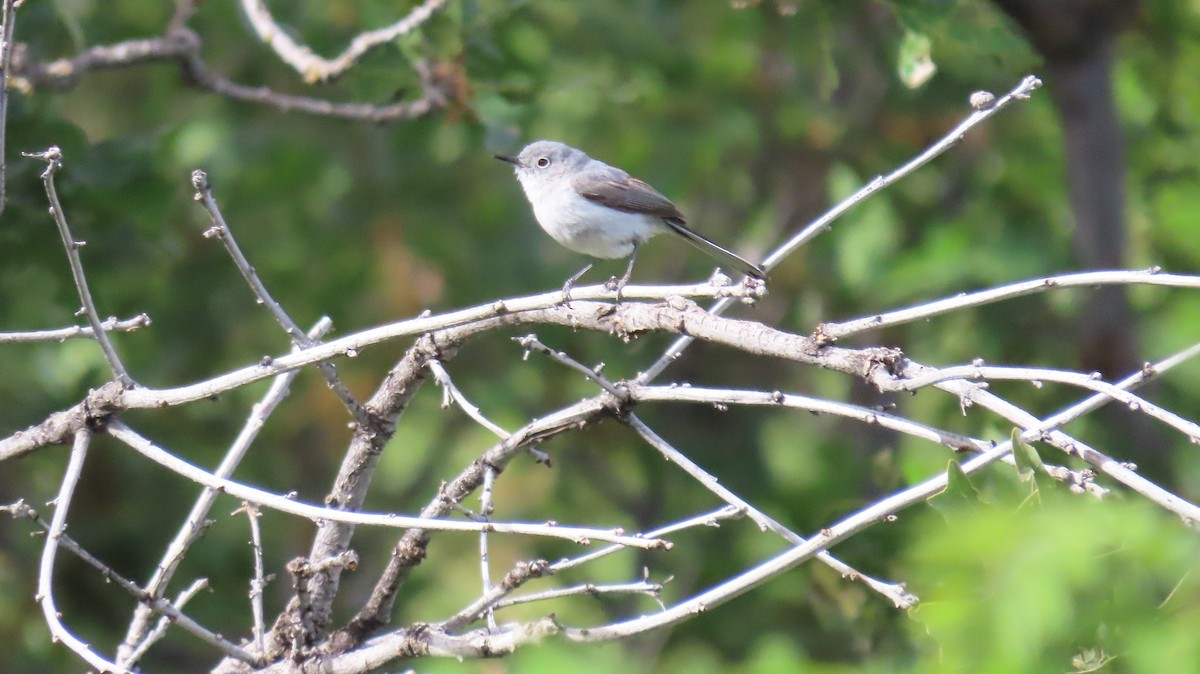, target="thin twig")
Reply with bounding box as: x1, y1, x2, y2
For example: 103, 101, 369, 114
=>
765, 75, 1043, 272
629, 384, 1104, 495
436, 345, 505, 630
178, 46, 446, 122
441, 506, 742, 632
515, 334, 629, 399
429, 360, 510, 437
479, 466, 497, 630
36, 430, 129, 673
519, 334, 914, 607
632, 385, 988, 452
25, 147, 136, 387
638, 75, 1044, 383
238, 502, 269, 654
820, 267, 1198, 340
1035, 343, 1200, 436
256, 620, 563, 673
556, 342, 1200, 642
239, 0, 451, 83
629, 416, 915, 607
0, 0, 17, 215
13, 27, 449, 123
923, 365, 1200, 523
890, 362, 1200, 442
119, 579, 209, 668
167, 0, 198, 32
105, 420, 669, 549
558, 506, 743, 572
0, 313, 151, 343
6, 498, 253, 666
15, 29, 199, 91
101, 285, 758, 409
493, 580, 662, 611
117, 318, 331, 663
191, 171, 370, 428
